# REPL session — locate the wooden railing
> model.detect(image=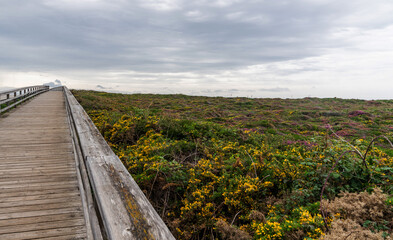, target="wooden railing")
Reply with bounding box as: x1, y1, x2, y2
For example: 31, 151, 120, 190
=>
63, 87, 175, 240
0, 85, 49, 113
